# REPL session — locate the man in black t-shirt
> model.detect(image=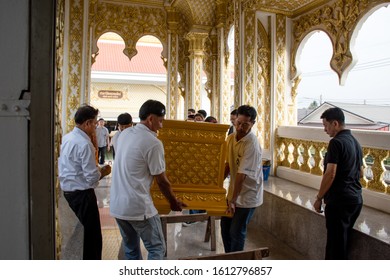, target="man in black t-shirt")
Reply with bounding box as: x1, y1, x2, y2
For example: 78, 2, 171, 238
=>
314, 107, 363, 260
